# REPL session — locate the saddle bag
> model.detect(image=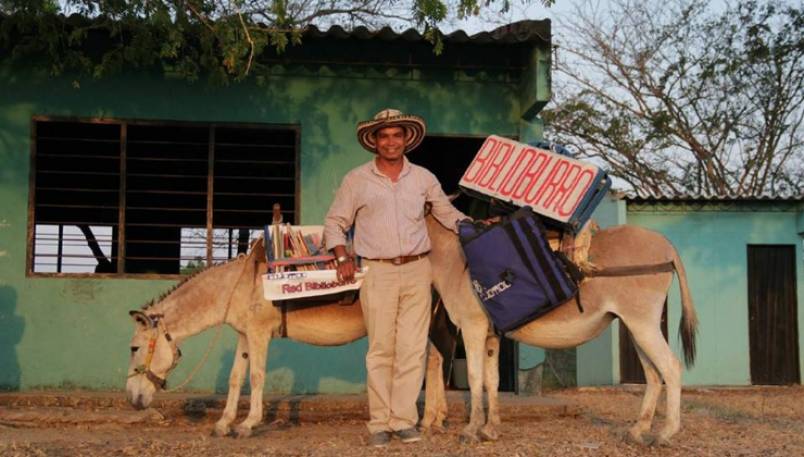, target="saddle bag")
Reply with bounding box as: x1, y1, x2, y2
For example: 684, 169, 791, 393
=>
459, 207, 578, 333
